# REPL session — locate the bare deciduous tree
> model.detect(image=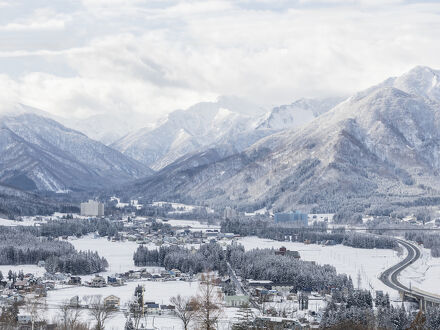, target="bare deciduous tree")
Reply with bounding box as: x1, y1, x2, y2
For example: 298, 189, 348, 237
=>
194, 273, 224, 330
84, 295, 116, 330
58, 299, 84, 330
25, 295, 47, 330
170, 294, 198, 330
